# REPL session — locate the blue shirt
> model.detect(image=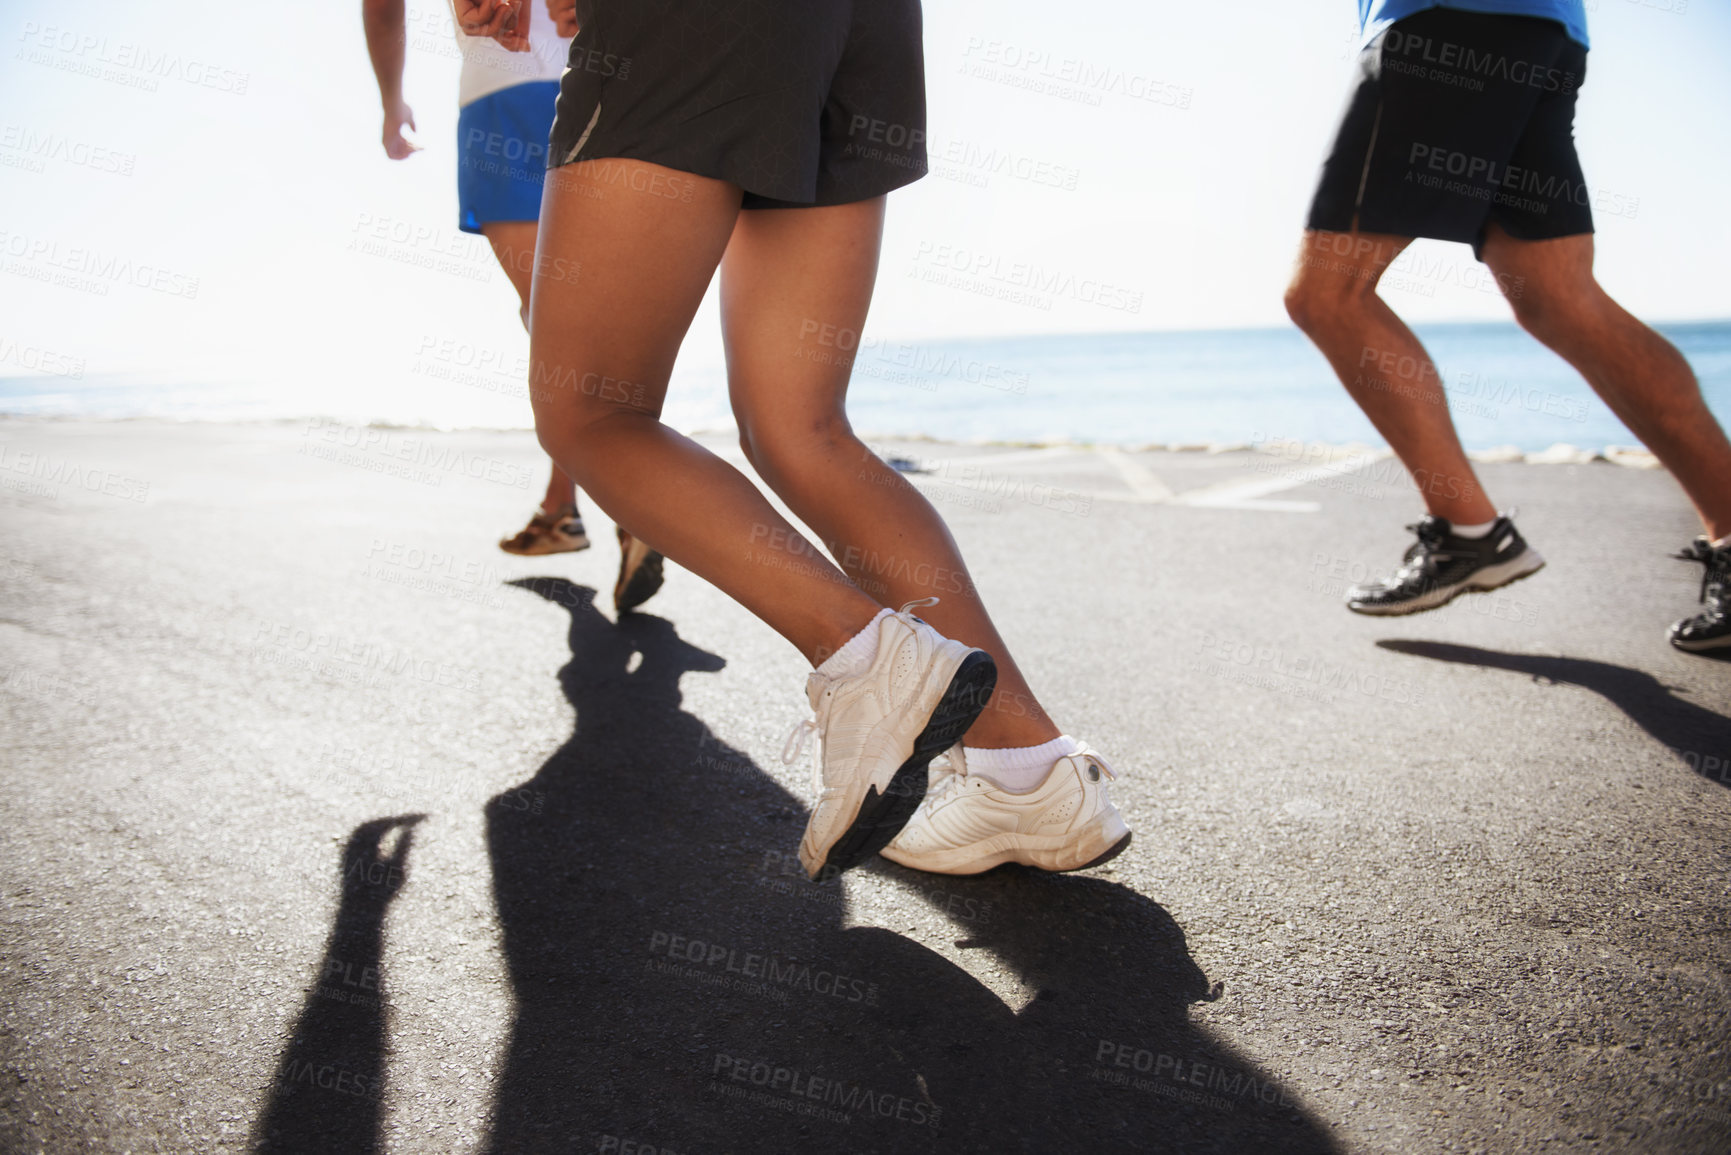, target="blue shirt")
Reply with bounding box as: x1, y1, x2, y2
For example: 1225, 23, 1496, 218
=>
1360, 1, 1589, 50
